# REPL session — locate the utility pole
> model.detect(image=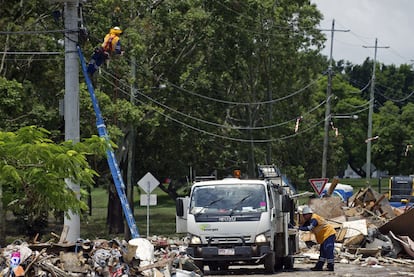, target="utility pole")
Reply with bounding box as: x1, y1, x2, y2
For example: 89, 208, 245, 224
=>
321, 20, 349, 178
363, 39, 389, 183
63, 0, 80, 242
